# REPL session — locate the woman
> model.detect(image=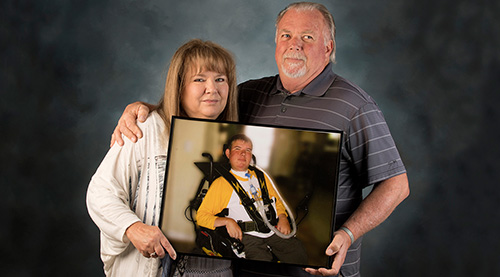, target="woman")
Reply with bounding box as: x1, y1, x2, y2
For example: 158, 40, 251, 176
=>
87, 39, 238, 277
